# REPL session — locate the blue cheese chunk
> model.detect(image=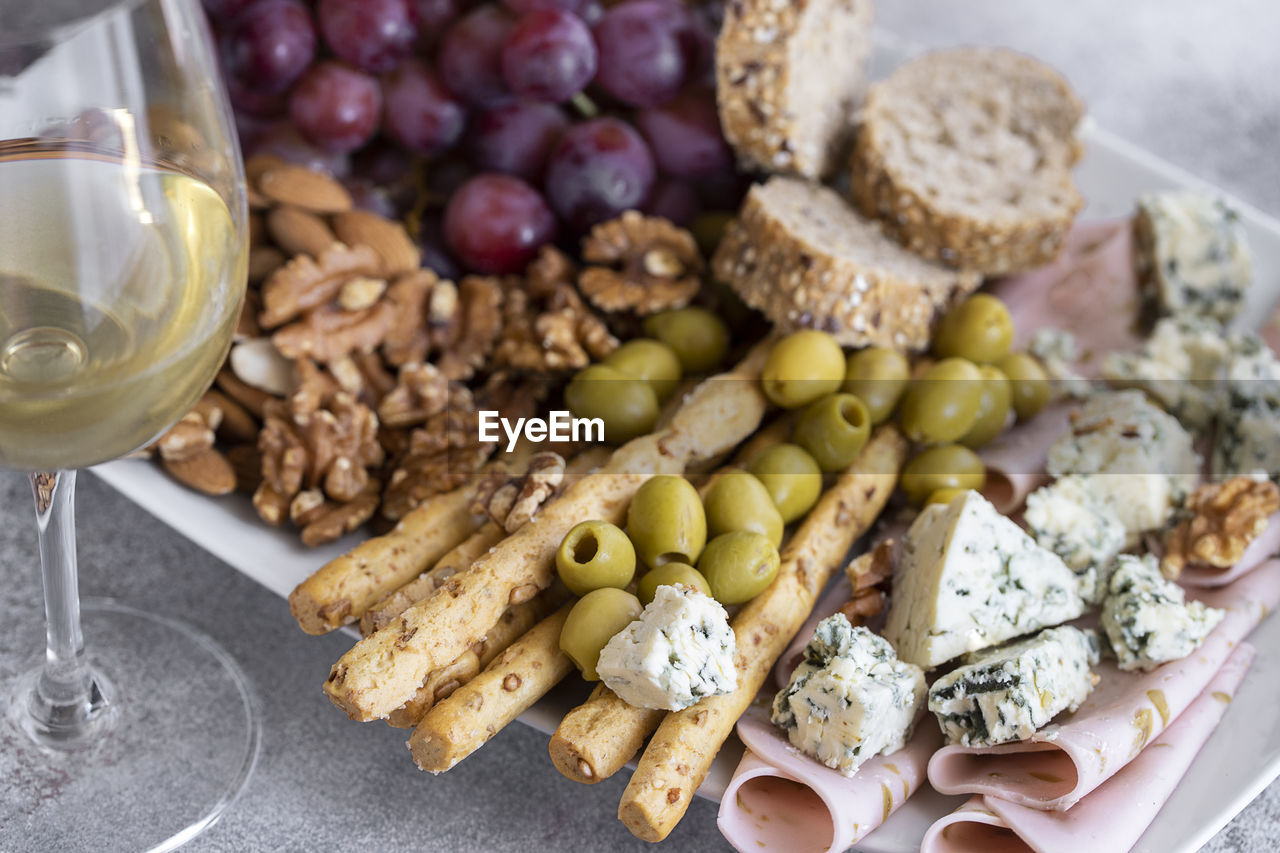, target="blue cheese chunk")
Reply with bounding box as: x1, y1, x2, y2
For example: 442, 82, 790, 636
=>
1102, 316, 1232, 431
928, 626, 1101, 747
1047, 390, 1199, 540
1135, 190, 1252, 324
1214, 335, 1280, 480
771, 615, 925, 776
882, 490, 1092, 669
597, 585, 736, 710
1029, 328, 1091, 400
1024, 475, 1126, 578
1101, 554, 1225, 672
